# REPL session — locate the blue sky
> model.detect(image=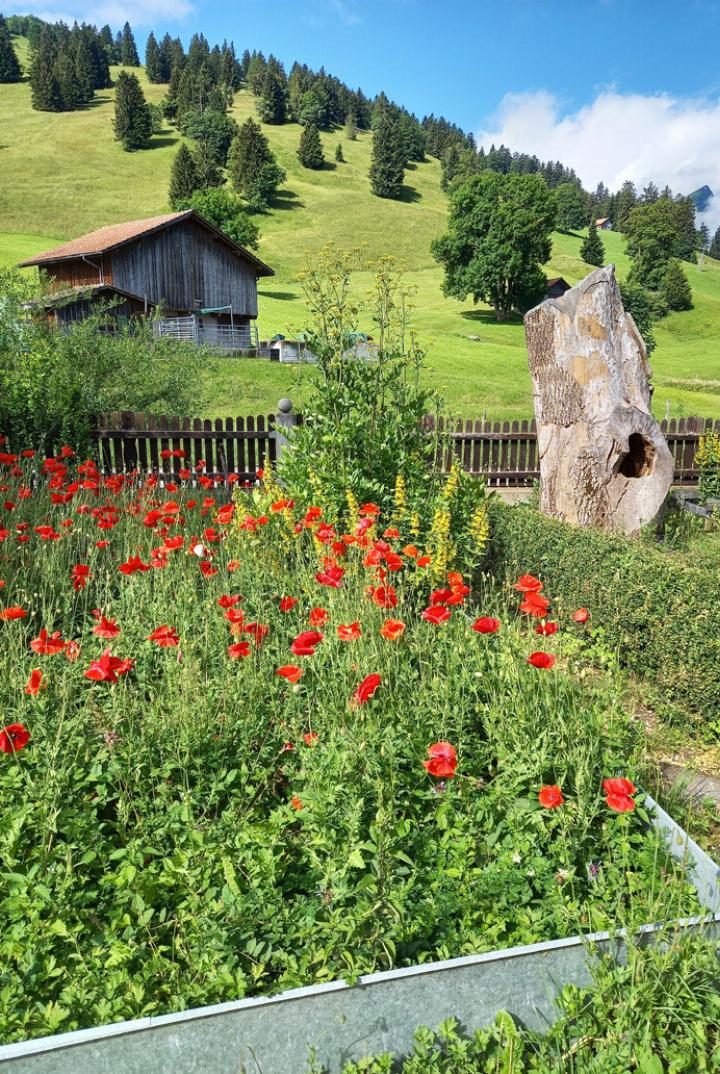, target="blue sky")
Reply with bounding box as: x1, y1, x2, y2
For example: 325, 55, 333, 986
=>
13, 0, 720, 212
